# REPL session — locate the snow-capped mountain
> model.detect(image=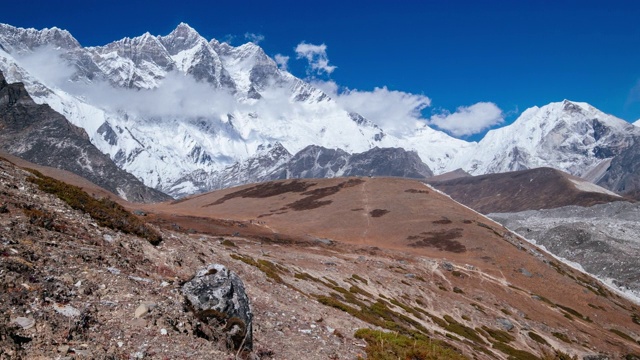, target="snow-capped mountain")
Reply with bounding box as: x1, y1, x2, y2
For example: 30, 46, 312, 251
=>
634, 119, 640, 127
0, 23, 470, 197
1, 22, 639, 198
463, 100, 640, 177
